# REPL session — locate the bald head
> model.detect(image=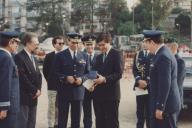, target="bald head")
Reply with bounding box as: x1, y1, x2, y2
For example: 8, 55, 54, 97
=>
166, 42, 178, 55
